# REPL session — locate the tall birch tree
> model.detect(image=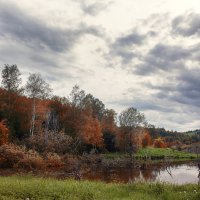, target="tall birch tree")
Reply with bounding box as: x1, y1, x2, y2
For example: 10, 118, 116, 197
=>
26, 73, 51, 136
